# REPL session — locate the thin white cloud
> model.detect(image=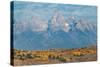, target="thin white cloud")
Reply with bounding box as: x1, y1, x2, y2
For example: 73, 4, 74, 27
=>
30, 16, 48, 32
14, 16, 48, 34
